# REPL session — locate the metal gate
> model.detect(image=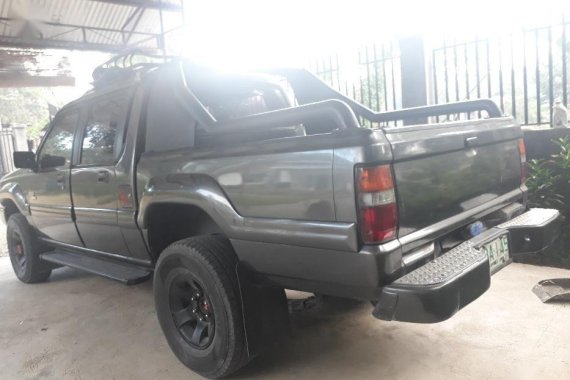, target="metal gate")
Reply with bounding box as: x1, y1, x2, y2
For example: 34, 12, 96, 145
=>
0, 126, 15, 176
431, 16, 569, 126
